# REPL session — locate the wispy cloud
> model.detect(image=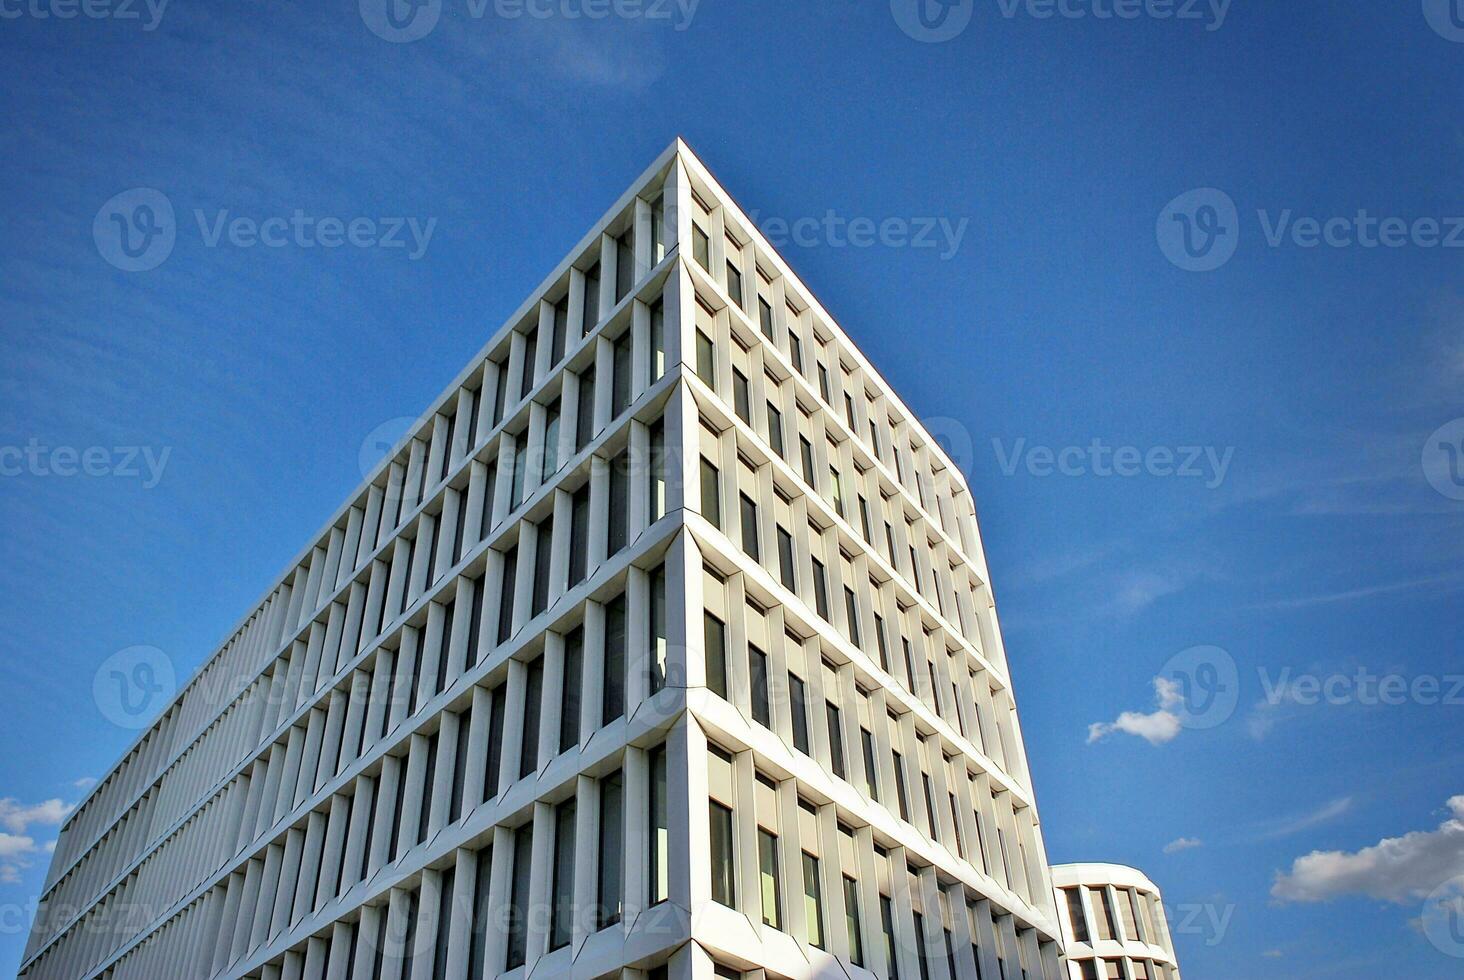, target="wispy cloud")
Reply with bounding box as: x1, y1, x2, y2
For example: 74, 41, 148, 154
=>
1164, 837, 1204, 854
1246, 573, 1464, 611
1251, 797, 1354, 843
